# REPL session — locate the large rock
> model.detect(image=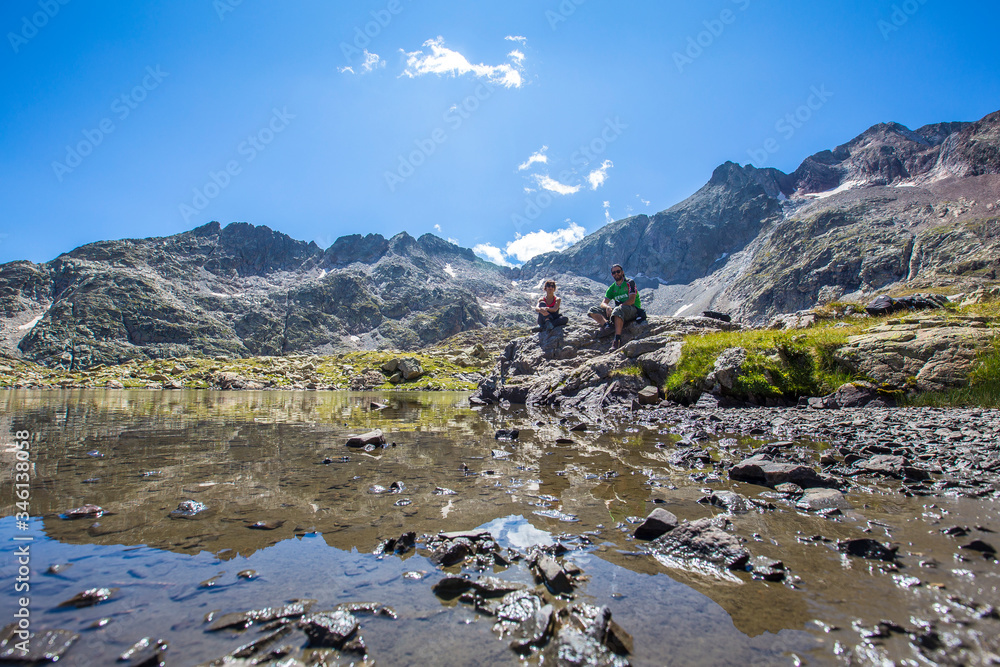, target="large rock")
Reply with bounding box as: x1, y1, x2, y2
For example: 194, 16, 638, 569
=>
729, 454, 830, 488
638, 342, 682, 386
833, 319, 994, 391
648, 518, 750, 571
634, 508, 678, 540
704, 347, 746, 391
